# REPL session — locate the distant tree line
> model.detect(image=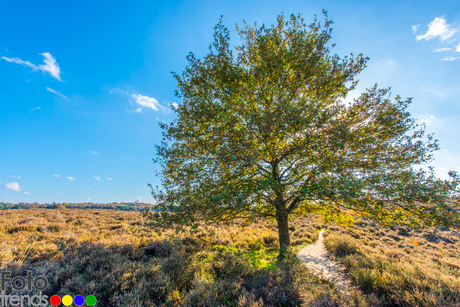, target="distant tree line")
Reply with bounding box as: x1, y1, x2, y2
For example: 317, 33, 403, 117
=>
0, 201, 154, 211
